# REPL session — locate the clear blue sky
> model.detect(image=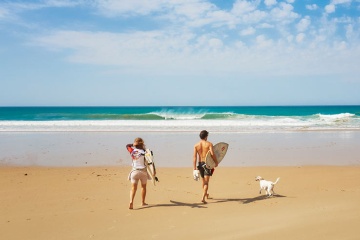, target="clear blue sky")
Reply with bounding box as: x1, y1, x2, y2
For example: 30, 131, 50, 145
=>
1, 0, 359, 106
